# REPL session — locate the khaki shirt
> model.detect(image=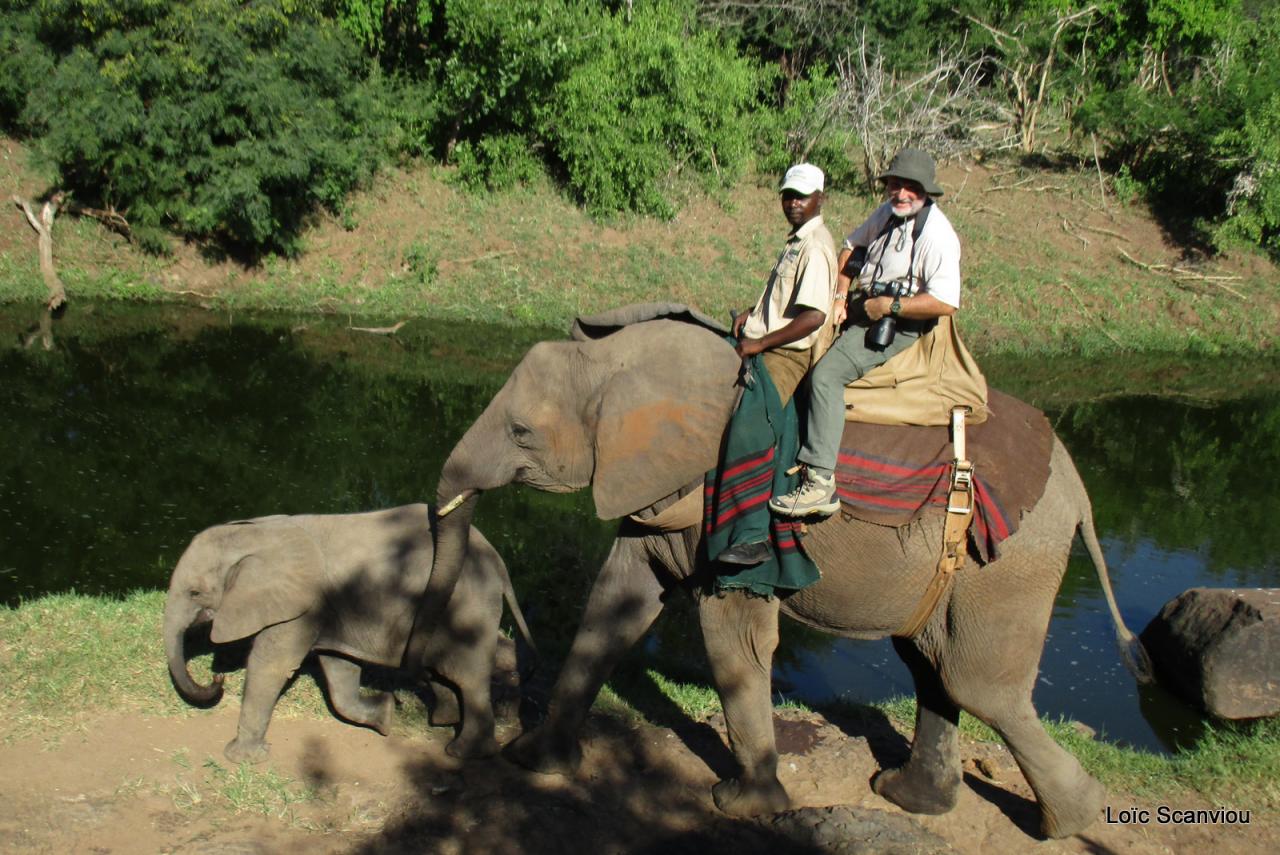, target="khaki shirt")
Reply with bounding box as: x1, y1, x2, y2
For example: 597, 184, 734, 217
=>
743, 215, 837, 350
